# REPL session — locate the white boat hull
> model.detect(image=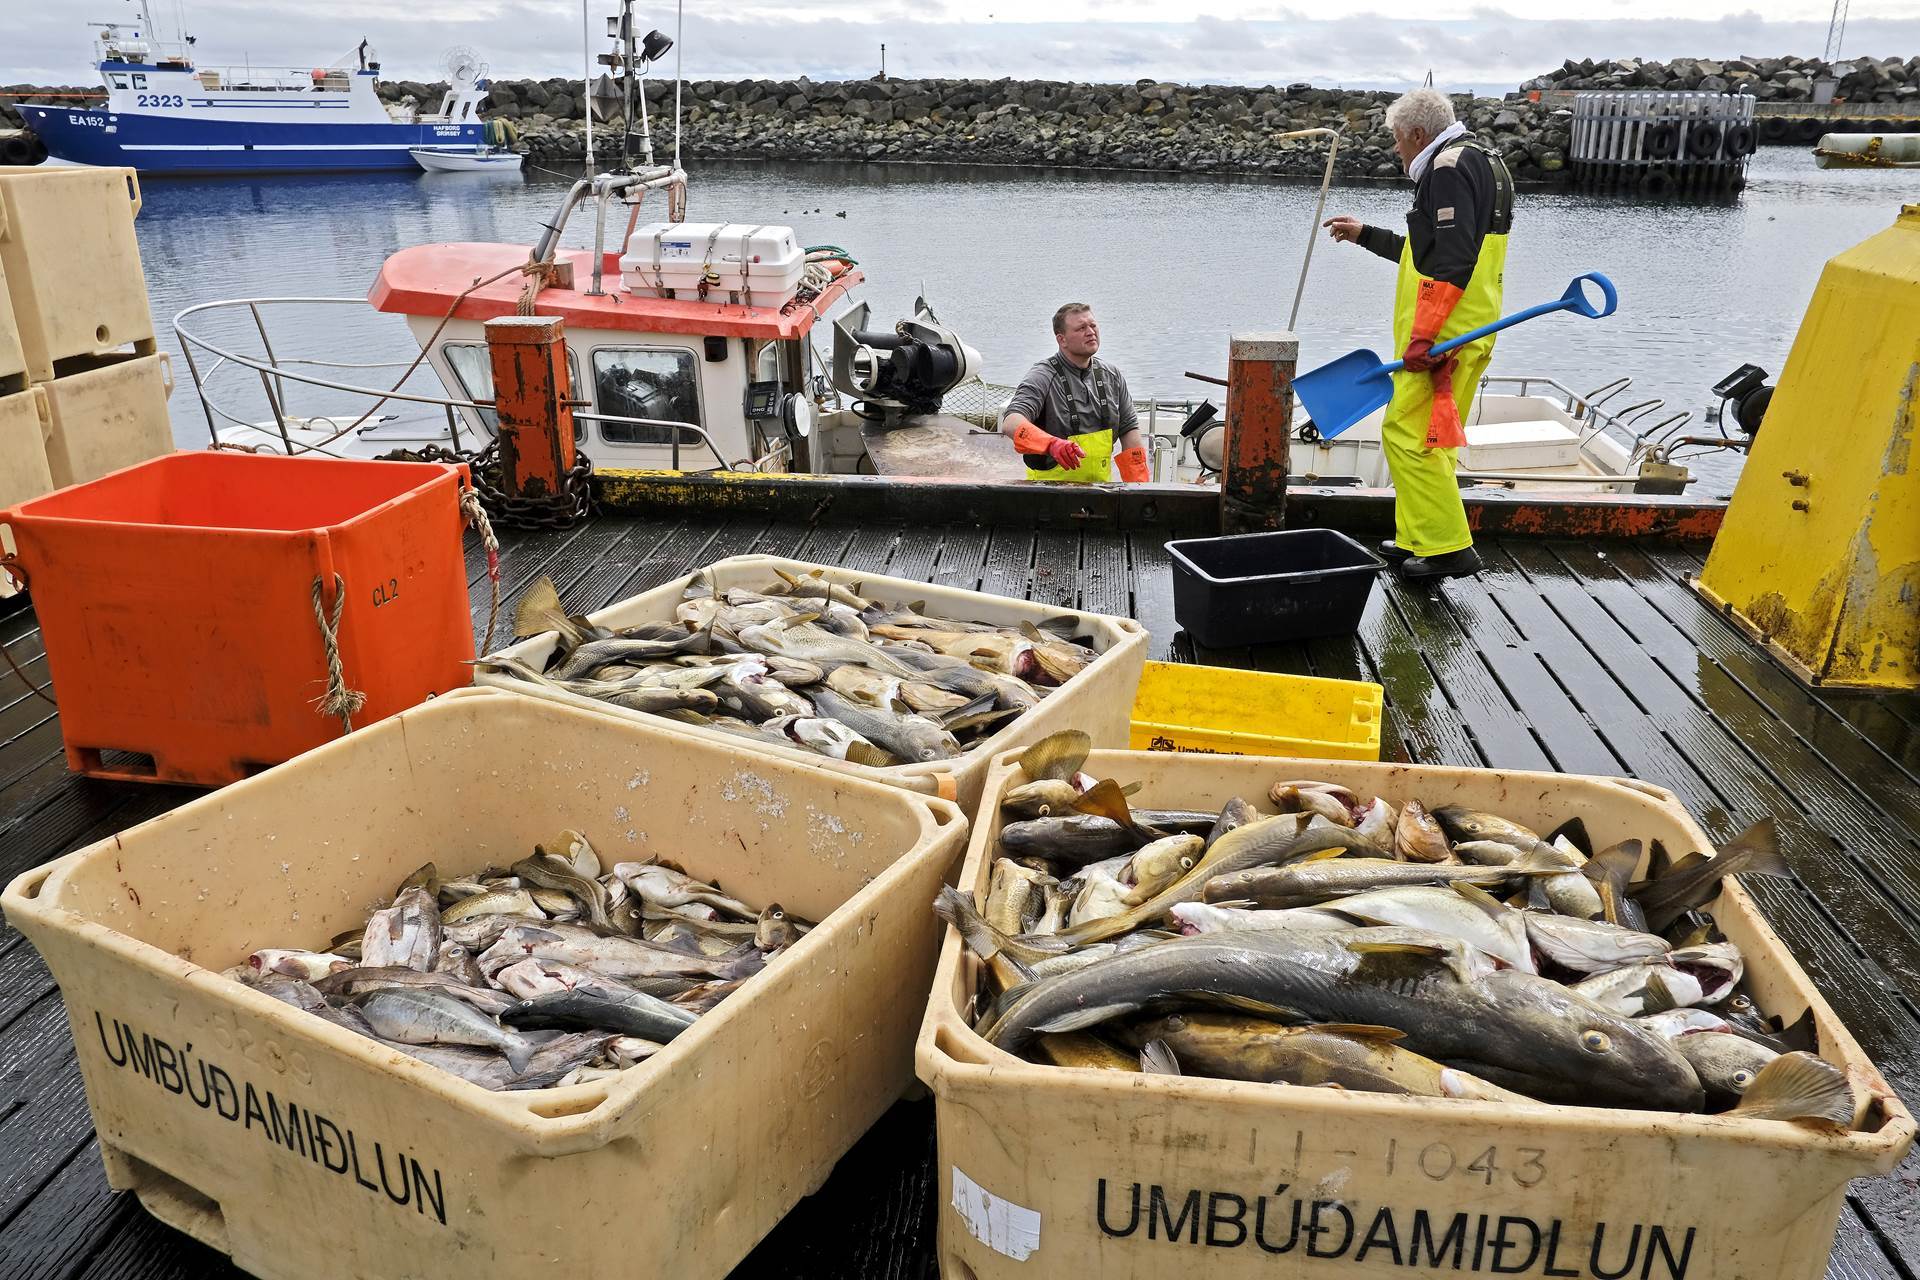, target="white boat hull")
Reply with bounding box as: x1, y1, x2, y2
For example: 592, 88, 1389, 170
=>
410, 147, 523, 172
